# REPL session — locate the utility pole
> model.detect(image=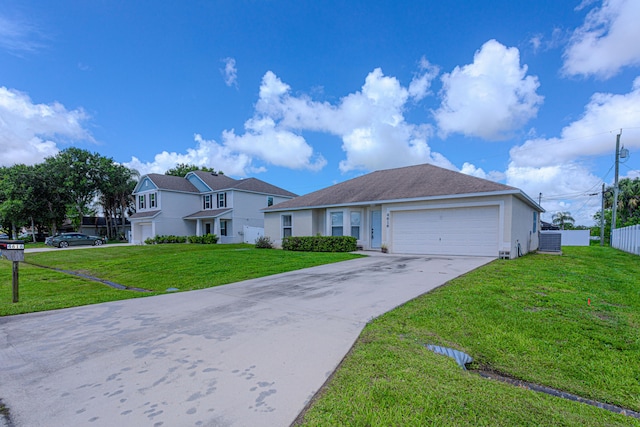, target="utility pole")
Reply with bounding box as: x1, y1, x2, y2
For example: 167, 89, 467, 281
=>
600, 183, 605, 246
611, 129, 627, 243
